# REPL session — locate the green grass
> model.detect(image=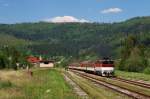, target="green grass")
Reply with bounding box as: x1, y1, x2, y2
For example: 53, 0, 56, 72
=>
0, 69, 78, 99
115, 70, 150, 82
23, 69, 77, 99
0, 80, 12, 89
